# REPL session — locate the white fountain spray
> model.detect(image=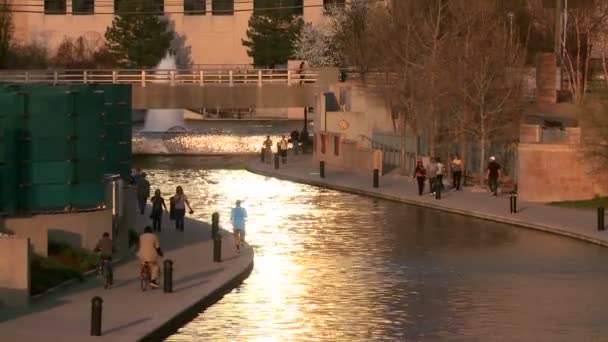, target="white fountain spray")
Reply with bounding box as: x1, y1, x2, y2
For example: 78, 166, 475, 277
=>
141, 54, 186, 132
